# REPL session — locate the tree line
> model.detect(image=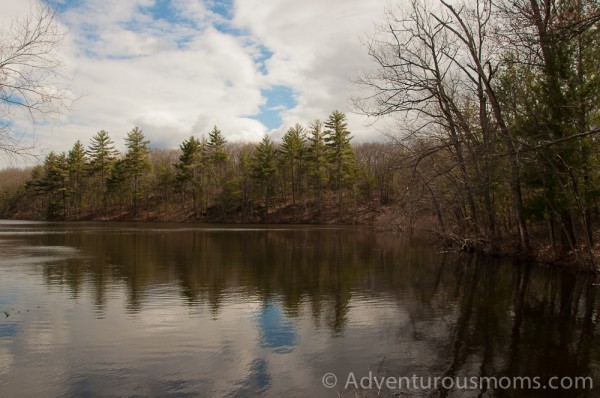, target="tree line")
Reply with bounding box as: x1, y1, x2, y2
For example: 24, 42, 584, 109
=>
1, 110, 389, 224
